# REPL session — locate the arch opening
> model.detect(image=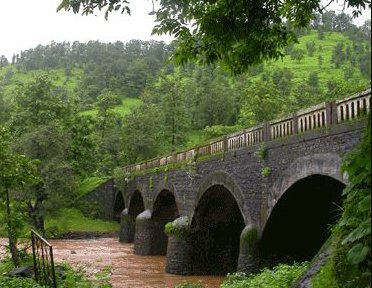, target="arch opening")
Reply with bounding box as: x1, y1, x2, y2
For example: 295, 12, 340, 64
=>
114, 192, 125, 222
260, 175, 344, 267
151, 189, 179, 255
129, 190, 145, 220
190, 185, 245, 275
